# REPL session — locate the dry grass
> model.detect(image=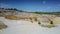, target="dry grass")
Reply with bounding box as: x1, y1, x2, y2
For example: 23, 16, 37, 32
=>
5, 15, 26, 20
5, 15, 18, 20
40, 24, 55, 28
29, 17, 33, 23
